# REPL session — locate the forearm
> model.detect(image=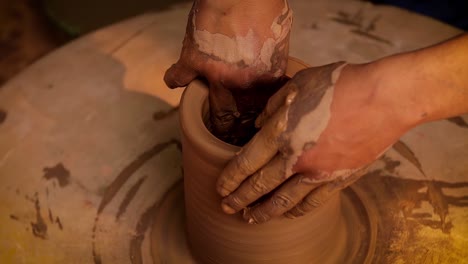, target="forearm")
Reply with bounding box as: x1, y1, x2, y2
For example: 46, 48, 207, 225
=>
195, 0, 290, 37
374, 34, 468, 126
199, 0, 287, 13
